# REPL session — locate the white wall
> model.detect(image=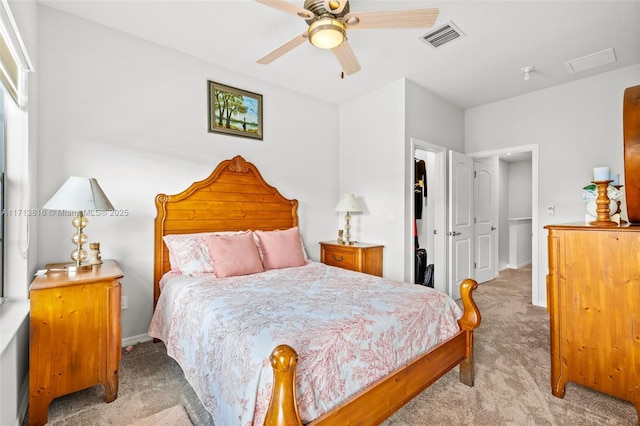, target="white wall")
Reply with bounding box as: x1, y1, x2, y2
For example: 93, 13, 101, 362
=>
508, 160, 532, 218
497, 159, 533, 272
508, 218, 532, 269
338, 80, 405, 279
338, 79, 464, 283
405, 80, 465, 152
0, 305, 29, 426
465, 64, 640, 306
405, 80, 465, 283
37, 6, 339, 341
